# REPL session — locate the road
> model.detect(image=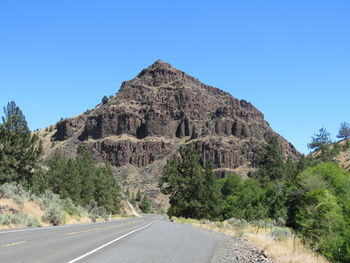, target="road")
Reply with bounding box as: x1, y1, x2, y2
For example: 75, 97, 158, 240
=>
0, 215, 217, 263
